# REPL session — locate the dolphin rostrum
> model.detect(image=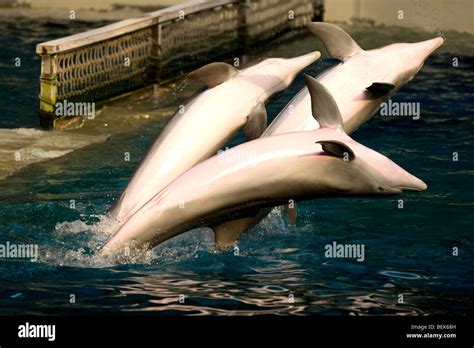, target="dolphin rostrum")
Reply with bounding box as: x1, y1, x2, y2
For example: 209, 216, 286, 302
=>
211, 22, 443, 248
101, 75, 427, 256
107, 52, 321, 227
